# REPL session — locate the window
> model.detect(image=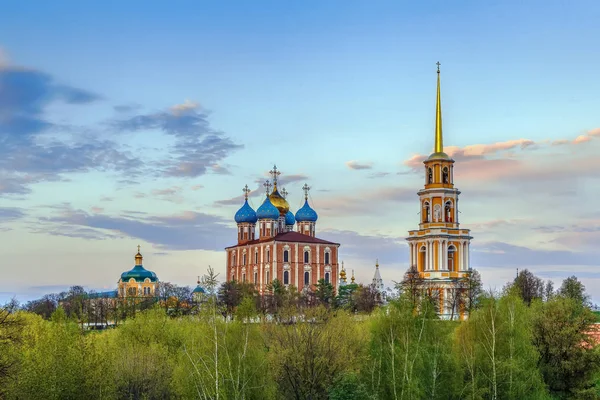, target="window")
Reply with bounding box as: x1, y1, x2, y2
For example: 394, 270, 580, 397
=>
448, 246, 456, 271
143, 287, 150, 295
128, 287, 137, 297
419, 246, 427, 271
442, 167, 449, 184
445, 201, 453, 222
427, 167, 433, 184
325, 272, 330, 284
284, 249, 289, 263
242, 273, 246, 283
232, 252, 236, 266
423, 202, 430, 223
231, 272, 235, 281
255, 250, 258, 264
304, 250, 309, 264
266, 249, 270, 263
304, 271, 310, 286
243, 253, 247, 265
266, 270, 270, 284
324, 252, 330, 265
283, 270, 289, 285
254, 272, 258, 284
